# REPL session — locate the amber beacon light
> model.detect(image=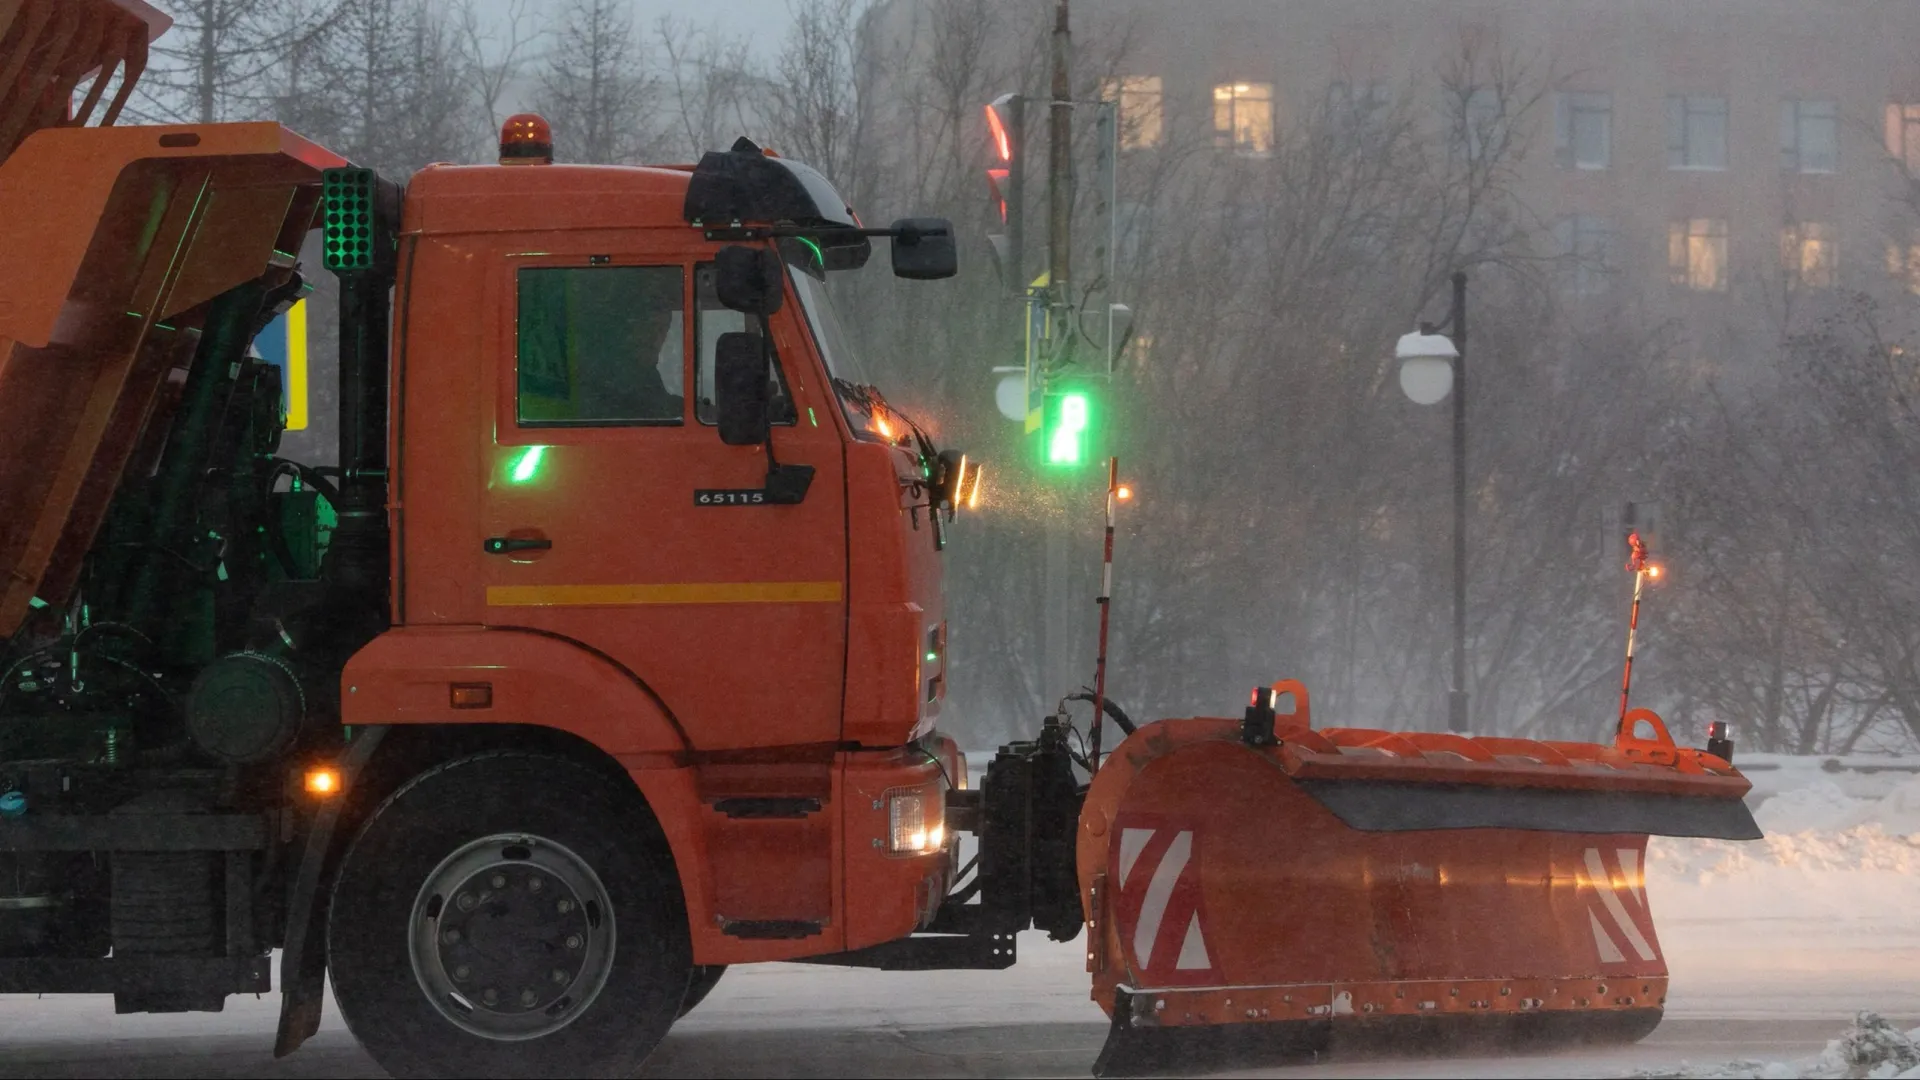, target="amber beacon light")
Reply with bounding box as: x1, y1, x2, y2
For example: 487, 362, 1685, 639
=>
499, 113, 554, 165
